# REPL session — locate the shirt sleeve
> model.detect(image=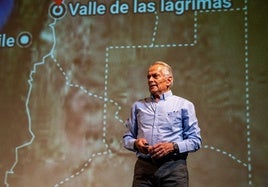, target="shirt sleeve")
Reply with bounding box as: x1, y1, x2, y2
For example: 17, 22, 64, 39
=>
177, 101, 202, 153
123, 103, 138, 152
